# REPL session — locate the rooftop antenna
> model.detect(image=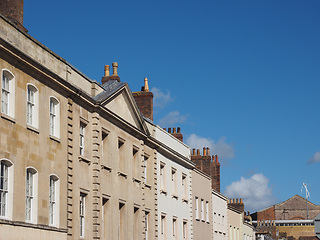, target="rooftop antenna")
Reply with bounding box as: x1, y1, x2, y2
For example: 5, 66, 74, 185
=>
301, 183, 310, 219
